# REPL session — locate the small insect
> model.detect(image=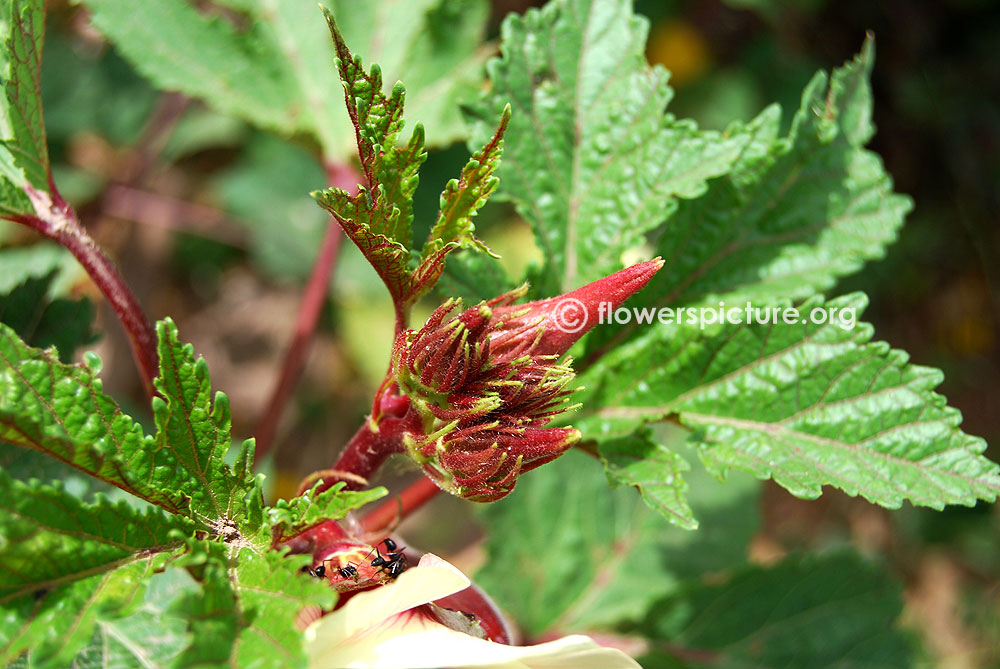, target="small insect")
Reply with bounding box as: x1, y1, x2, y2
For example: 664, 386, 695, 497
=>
369, 538, 407, 578
302, 564, 326, 578
336, 564, 359, 580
